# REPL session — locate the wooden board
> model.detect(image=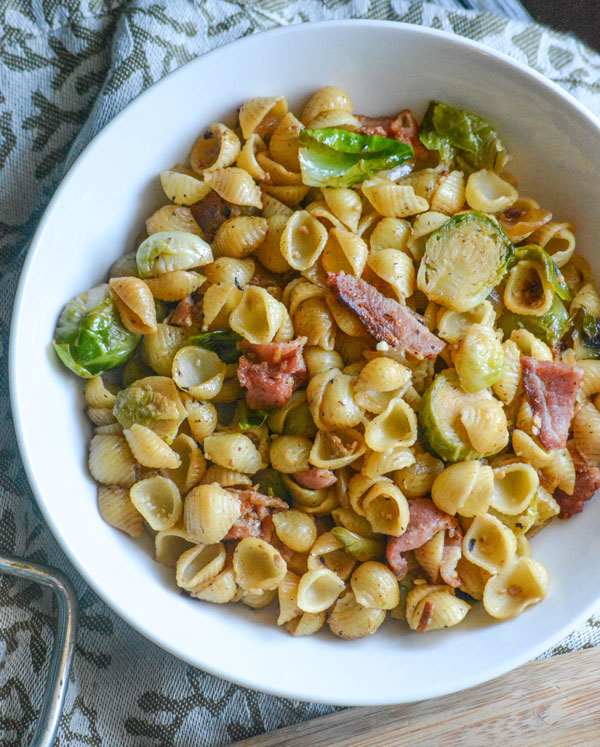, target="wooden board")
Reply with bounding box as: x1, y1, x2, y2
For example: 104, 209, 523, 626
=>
232, 648, 600, 746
